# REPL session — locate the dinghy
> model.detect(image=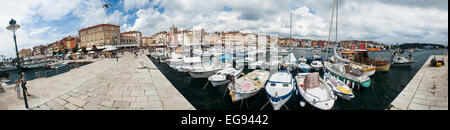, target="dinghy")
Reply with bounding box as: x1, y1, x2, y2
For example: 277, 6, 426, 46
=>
295, 72, 336, 110
208, 68, 243, 87
310, 61, 323, 72
265, 70, 295, 110
323, 73, 354, 100
228, 70, 270, 102
297, 62, 311, 73
248, 61, 264, 70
